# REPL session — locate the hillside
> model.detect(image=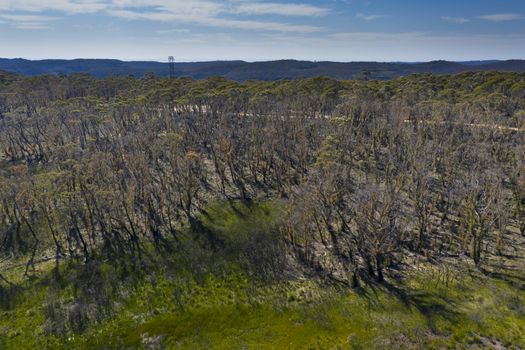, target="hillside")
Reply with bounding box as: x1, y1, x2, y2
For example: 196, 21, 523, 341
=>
1, 72, 525, 349
1, 58, 525, 81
